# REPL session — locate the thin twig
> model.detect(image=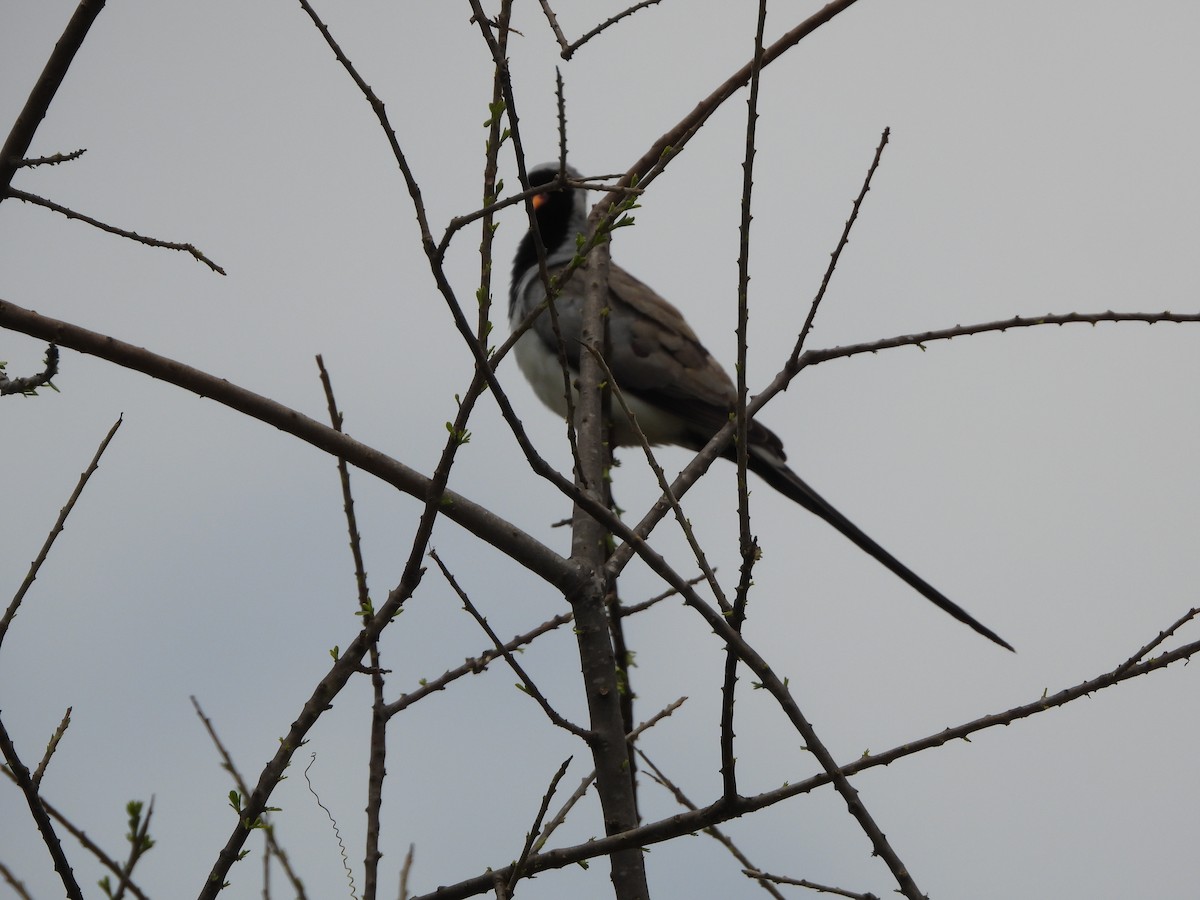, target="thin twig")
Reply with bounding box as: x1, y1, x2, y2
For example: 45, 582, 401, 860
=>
792, 127, 890, 357
529, 75, 587, 487
109, 798, 154, 900
795, 309, 1200, 368
592, 0, 867, 214
315, 354, 386, 899
0, 415, 122, 651
615, 573, 707, 617
190, 697, 310, 900
505, 757, 572, 896
742, 869, 880, 900
0, 714, 84, 900
724, 0, 770, 803
6, 188, 226, 274
13, 148, 86, 167
535, 697, 686, 851
381, 577, 675, 719
398, 844, 415, 900
1116, 607, 1199, 675
384, 609, 575, 717
565, 0, 666, 57
430, 549, 591, 740
636, 749, 786, 900
0, 767, 151, 900
31, 706, 71, 788
0, 862, 34, 900
0, 342, 57, 395
535, 0, 569, 52
315, 355, 371, 608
